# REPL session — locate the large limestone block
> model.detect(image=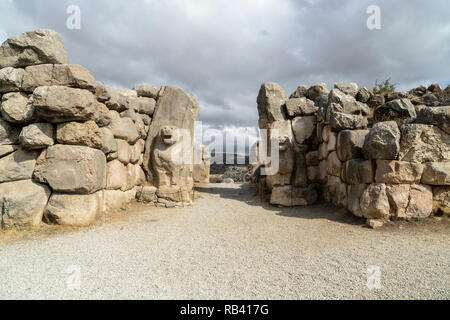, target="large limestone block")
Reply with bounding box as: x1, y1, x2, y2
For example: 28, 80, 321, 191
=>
375, 160, 423, 184
0, 180, 50, 228
99, 127, 117, 154
341, 159, 374, 184
356, 87, 373, 103
143, 86, 199, 185
328, 89, 360, 114
0, 67, 24, 93
0, 145, 19, 158
34, 145, 106, 194
136, 186, 158, 203
290, 85, 308, 99
318, 160, 328, 183
56, 121, 102, 149
327, 151, 342, 177
307, 83, 328, 101
360, 183, 390, 219
270, 185, 318, 207
363, 121, 400, 160
422, 162, 450, 185
107, 110, 140, 144
327, 131, 337, 152
257, 82, 287, 129
286, 97, 315, 117
334, 82, 358, 97
22, 64, 96, 92
45, 191, 104, 226
103, 189, 133, 212
337, 130, 369, 162
432, 187, 450, 215
157, 185, 193, 203
386, 184, 433, 219
0, 29, 69, 68
1, 92, 35, 123
330, 112, 368, 131
292, 116, 316, 144
19, 123, 54, 149
106, 160, 127, 190
415, 106, 450, 134
306, 151, 319, 166
326, 175, 347, 207
0, 148, 39, 183
0, 118, 20, 145
116, 139, 132, 164
347, 184, 368, 217
307, 166, 318, 182
33, 86, 98, 123
399, 124, 450, 163
134, 83, 159, 99
293, 144, 308, 187
193, 144, 210, 184
374, 99, 416, 126
136, 97, 156, 116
